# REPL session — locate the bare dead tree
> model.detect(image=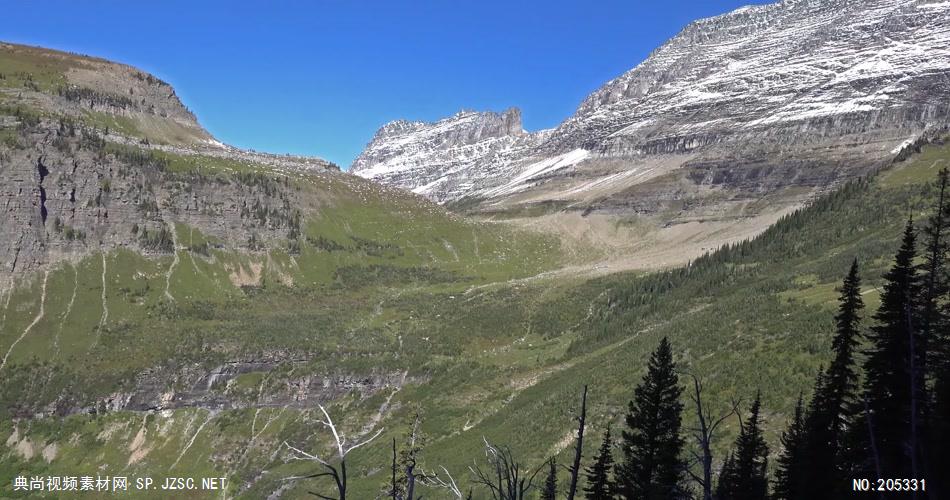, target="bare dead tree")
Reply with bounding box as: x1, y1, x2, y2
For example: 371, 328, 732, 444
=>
403, 413, 423, 500
566, 384, 588, 500
420, 466, 464, 499
470, 438, 545, 500
392, 438, 398, 500
386, 411, 426, 500
685, 373, 740, 500
283, 404, 384, 500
